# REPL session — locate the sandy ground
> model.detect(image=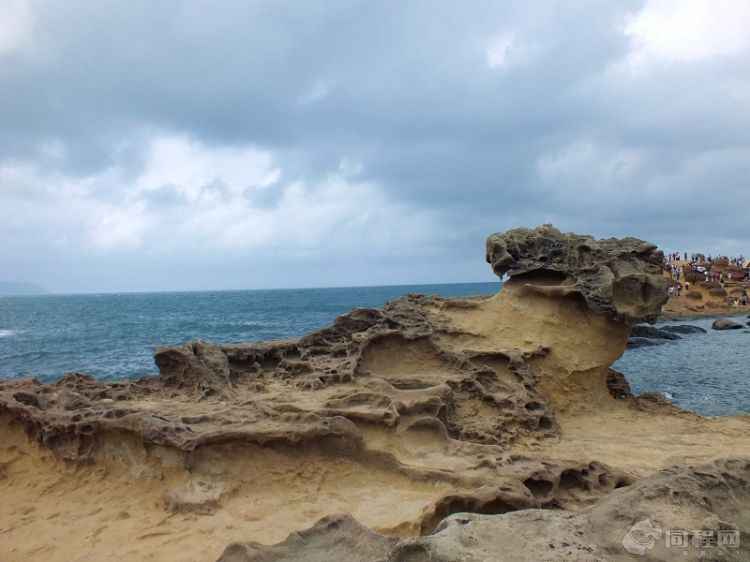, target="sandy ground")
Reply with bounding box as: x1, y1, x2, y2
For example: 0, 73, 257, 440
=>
0, 421, 456, 562
517, 403, 750, 478
5, 403, 749, 562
